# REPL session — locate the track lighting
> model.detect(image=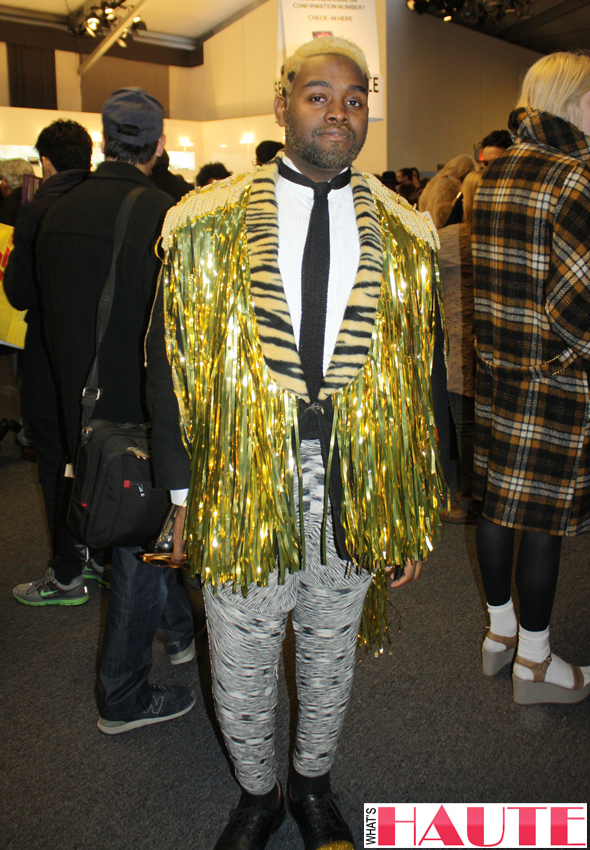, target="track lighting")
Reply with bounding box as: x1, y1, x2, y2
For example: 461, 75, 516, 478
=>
406, 0, 535, 26
69, 2, 147, 42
